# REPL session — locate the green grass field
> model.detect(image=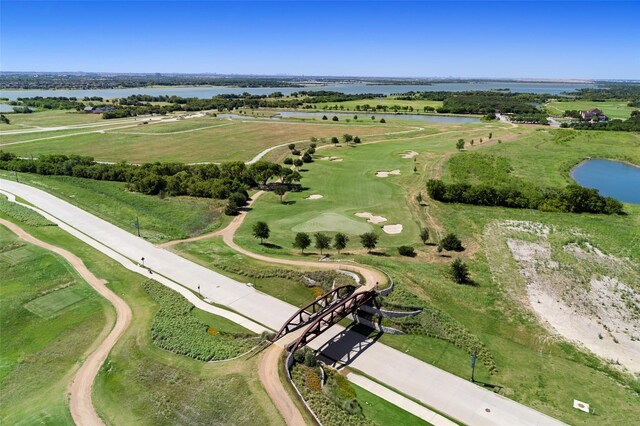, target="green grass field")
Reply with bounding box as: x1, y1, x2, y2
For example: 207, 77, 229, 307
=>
0, 211, 285, 425
2, 114, 418, 163
0, 109, 106, 130
546, 99, 637, 120
0, 226, 110, 425
311, 97, 443, 112
0, 172, 226, 242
